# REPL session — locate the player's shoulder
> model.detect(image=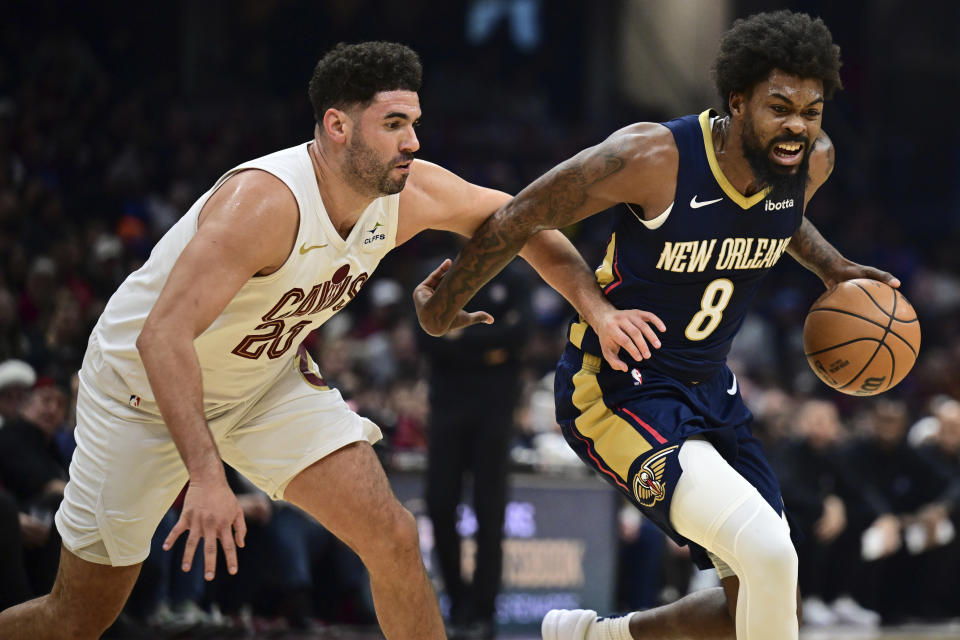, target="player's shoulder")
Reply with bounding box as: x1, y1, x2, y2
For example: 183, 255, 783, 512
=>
200, 168, 298, 232
221, 169, 298, 209
594, 122, 679, 203
807, 130, 835, 190
605, 121, 678, 168
403, 158, 450, 193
